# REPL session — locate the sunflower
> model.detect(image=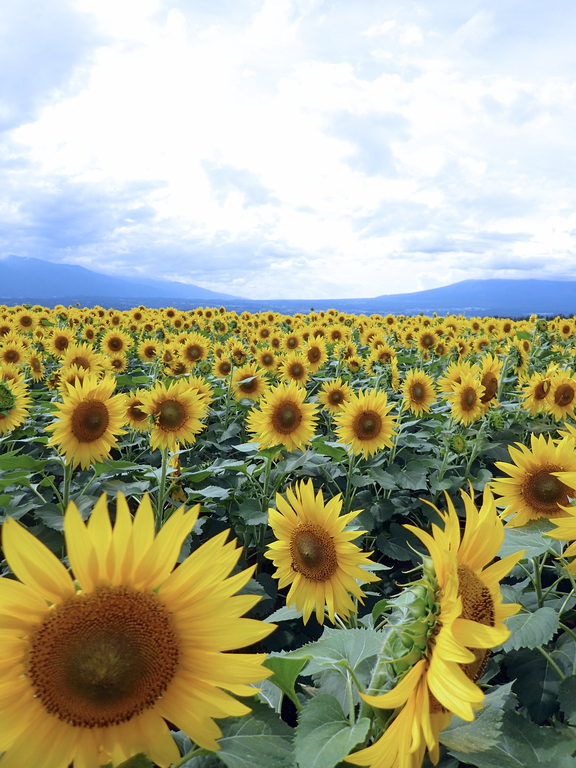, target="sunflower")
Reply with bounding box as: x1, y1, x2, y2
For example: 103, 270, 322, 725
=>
282, 331, 303, 352
58, 364, 90, 391
46, 374, 127, 469
279, 351, 309, 386
231, 363, 270, 402
437, 361, 480, 394
478, 353, 502, 411
266, 480, 379, 624
27, 350, 46, 382
519, 369, 555, 416
0, 378, 31, 435
62, 342, 104, 374
212, 357, 234, 378
125, 389, 151, 432
334, 389, 396, 458
180, 332, 210, 365
546, 488, 576, 572
401, 369, 437, 417
0, 492, 274, 767
47, 328, 76, 358
346, 355, 363, 374
185, 375, 214, 407
104, 355, 129, 374
547, 371, 576, 420
137, 339, 159, 363
140, 378, 208, 452
491, 433, 576, 527
417, 329, 438, 356
304, 338, 328, 372
345, 487, 523, 768
0, 340, 27, 366
15, 309, 38, 332
256, 347, 278, 373
246, 380, 319, 452
100, 329, 133, 357
317, 377, 353, 413
444, 375, 485, 425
